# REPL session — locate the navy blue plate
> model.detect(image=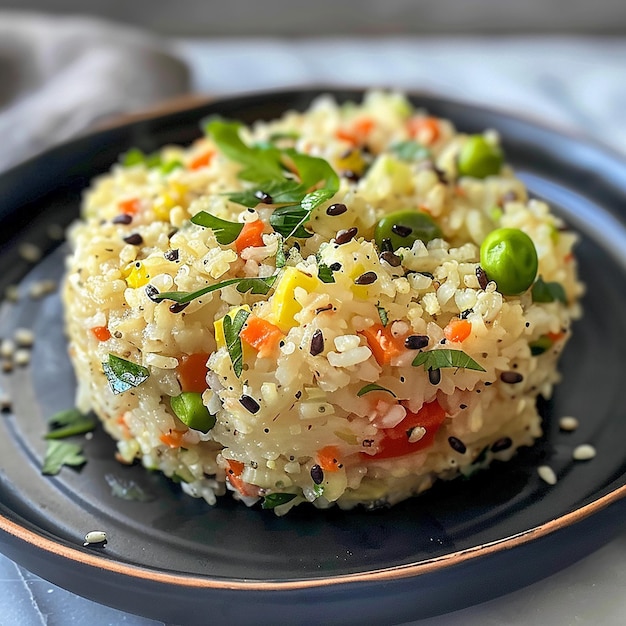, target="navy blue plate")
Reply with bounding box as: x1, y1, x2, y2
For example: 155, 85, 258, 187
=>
1, 89, 626, 625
